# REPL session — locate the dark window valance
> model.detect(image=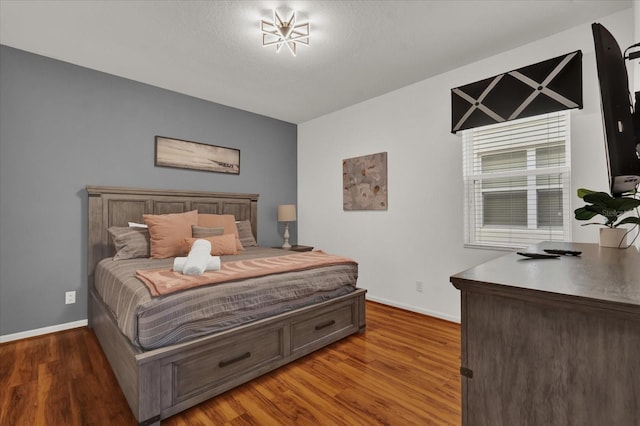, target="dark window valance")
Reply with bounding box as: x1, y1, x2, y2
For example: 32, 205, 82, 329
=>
451, 50, 582, 133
